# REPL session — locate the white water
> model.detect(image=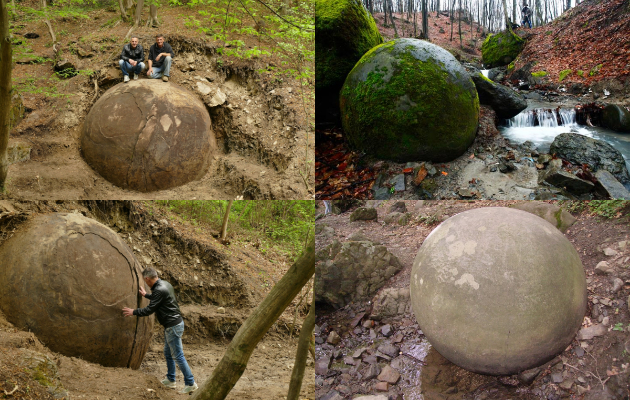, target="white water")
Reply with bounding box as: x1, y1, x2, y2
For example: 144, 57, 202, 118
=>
500, 107, 630, 172
481, 69, 489, 78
